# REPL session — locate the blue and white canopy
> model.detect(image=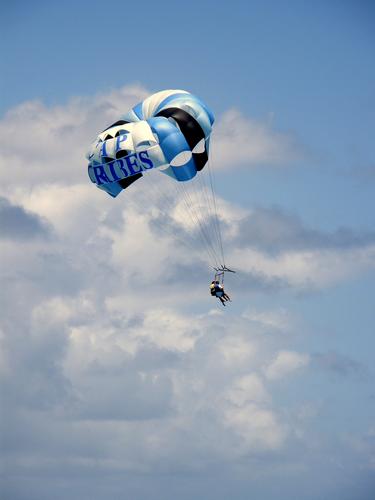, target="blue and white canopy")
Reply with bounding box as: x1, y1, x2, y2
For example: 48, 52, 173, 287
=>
87, 90, 214, 197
